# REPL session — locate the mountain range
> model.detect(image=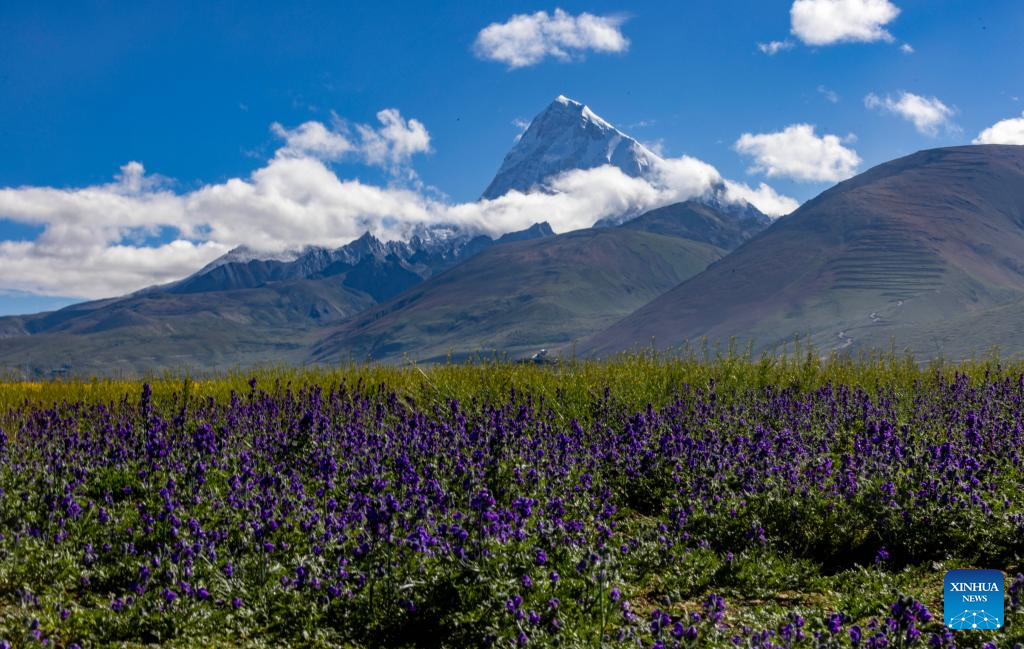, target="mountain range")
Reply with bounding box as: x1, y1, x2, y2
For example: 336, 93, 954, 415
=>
0, 222, 557, 375
1, 96, 1023, 377
310, 207, 745, 364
